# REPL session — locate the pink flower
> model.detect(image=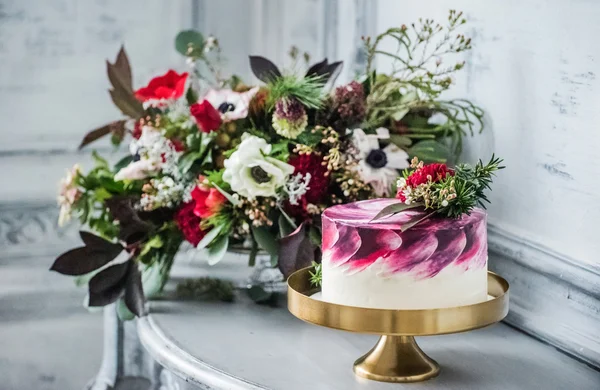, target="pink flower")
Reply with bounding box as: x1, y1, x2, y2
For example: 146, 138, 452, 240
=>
114, 159, 157, 181
204, 87, 259, 122
191, 181, 227, 219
